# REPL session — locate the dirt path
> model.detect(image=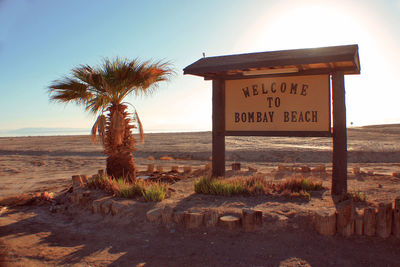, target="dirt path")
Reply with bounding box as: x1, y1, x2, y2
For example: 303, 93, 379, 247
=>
1, 204, 400, 267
